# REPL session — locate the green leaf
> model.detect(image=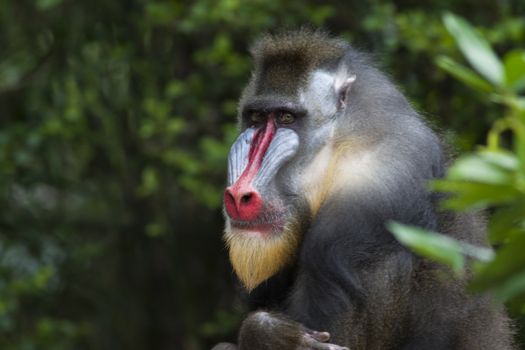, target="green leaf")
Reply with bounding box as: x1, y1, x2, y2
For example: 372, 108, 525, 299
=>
443, 13, 504, 86
478, 150, 520, 171
145, 221, 166, 237
493, 271, 525, 303
447, 154, 514, 185
471, 235, 525, 301
37, 0, 63, 10
489, 202, 525, 242
137, 167, 159, 197
387, 222, 465, 274
432, 180, 520, 210
145, 2, 182, 25
436, 56, 493, 93
504, 50, 525, 92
